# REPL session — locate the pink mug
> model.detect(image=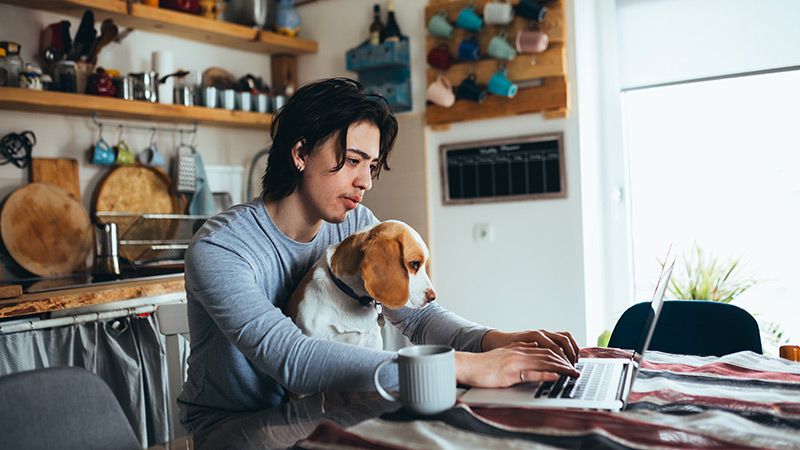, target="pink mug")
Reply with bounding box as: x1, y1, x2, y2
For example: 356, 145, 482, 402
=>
516, 28, 549, 54
426, 75, 455, 108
